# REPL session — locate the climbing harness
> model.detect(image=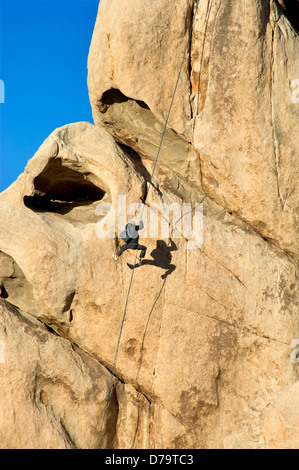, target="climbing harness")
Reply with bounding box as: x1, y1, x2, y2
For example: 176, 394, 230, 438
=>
96, 0, 201, 449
